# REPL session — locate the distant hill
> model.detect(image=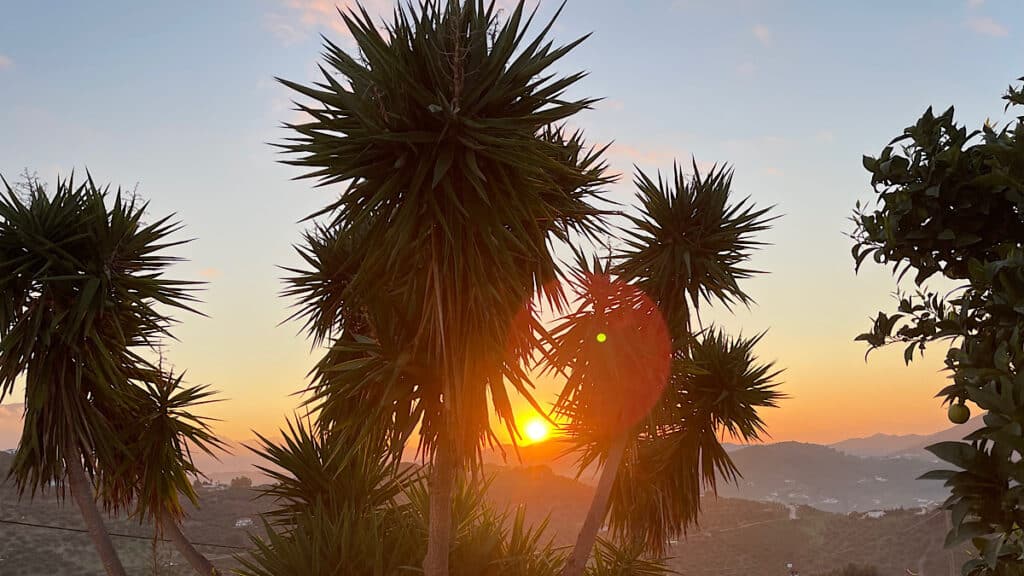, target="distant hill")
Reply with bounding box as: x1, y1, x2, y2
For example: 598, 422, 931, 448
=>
195, 434, 967, 514
716, 442, 948, 512
830, 416, 985, 460
489, 437, 958, 513
829, 432, 930, 458
721, 442, 754, 453
1, 405, 982, 514
484, 463, 967, 575
481, 440, 599, 483
188, 436, 281, 486
0, 459, 967, 576
888, 416, 985, 460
